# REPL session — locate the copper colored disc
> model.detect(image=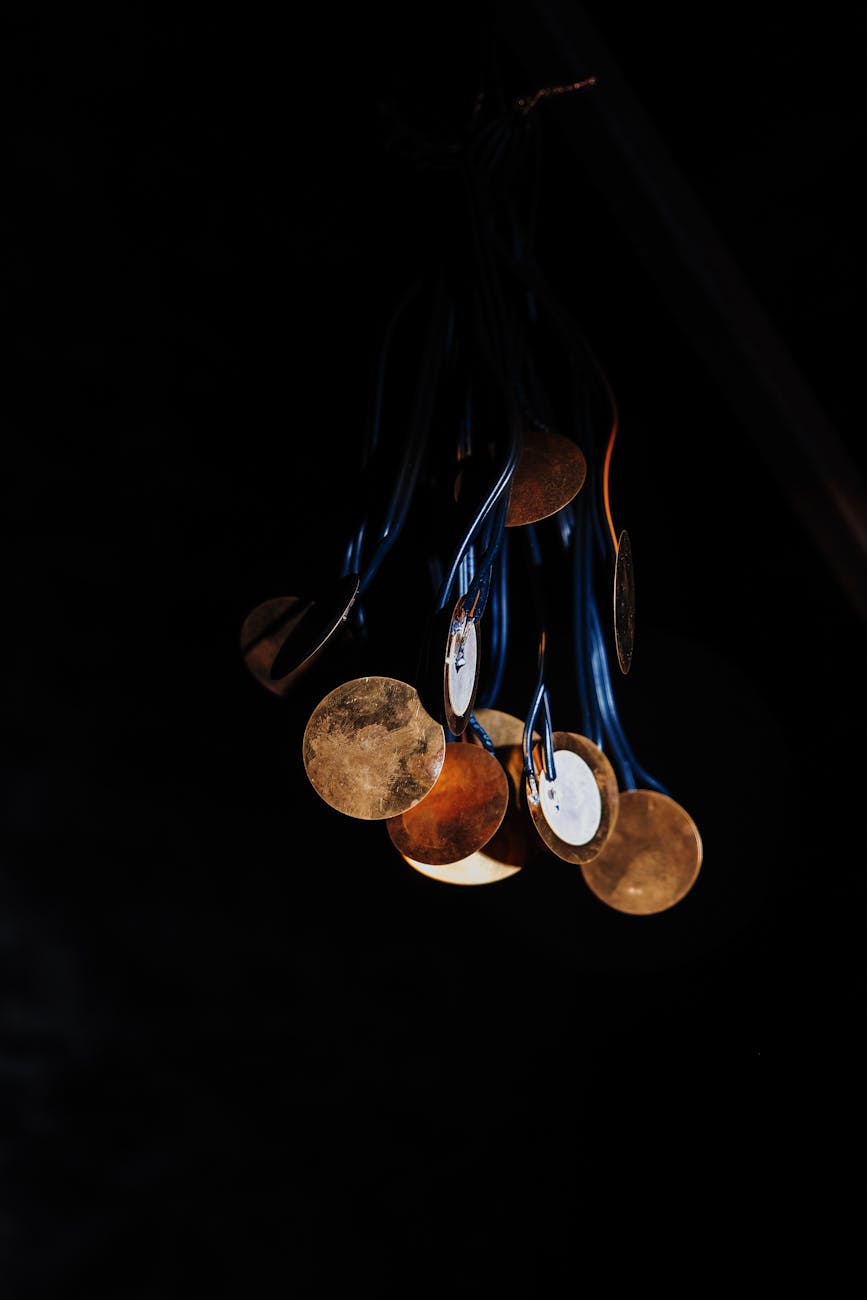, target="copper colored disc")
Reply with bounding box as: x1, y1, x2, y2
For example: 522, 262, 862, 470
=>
386, 741, 509, 866
470, 708, 528, 750
505, 428, 587, 527
613, 529, 635, 675
240, 572, 360, 696
470, 708, 539, 805
400, 708, 539, 883
443, 598, 480, 735
526, 731, 619, 865
303, 676, 446, 820
580, 788, 702, 915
